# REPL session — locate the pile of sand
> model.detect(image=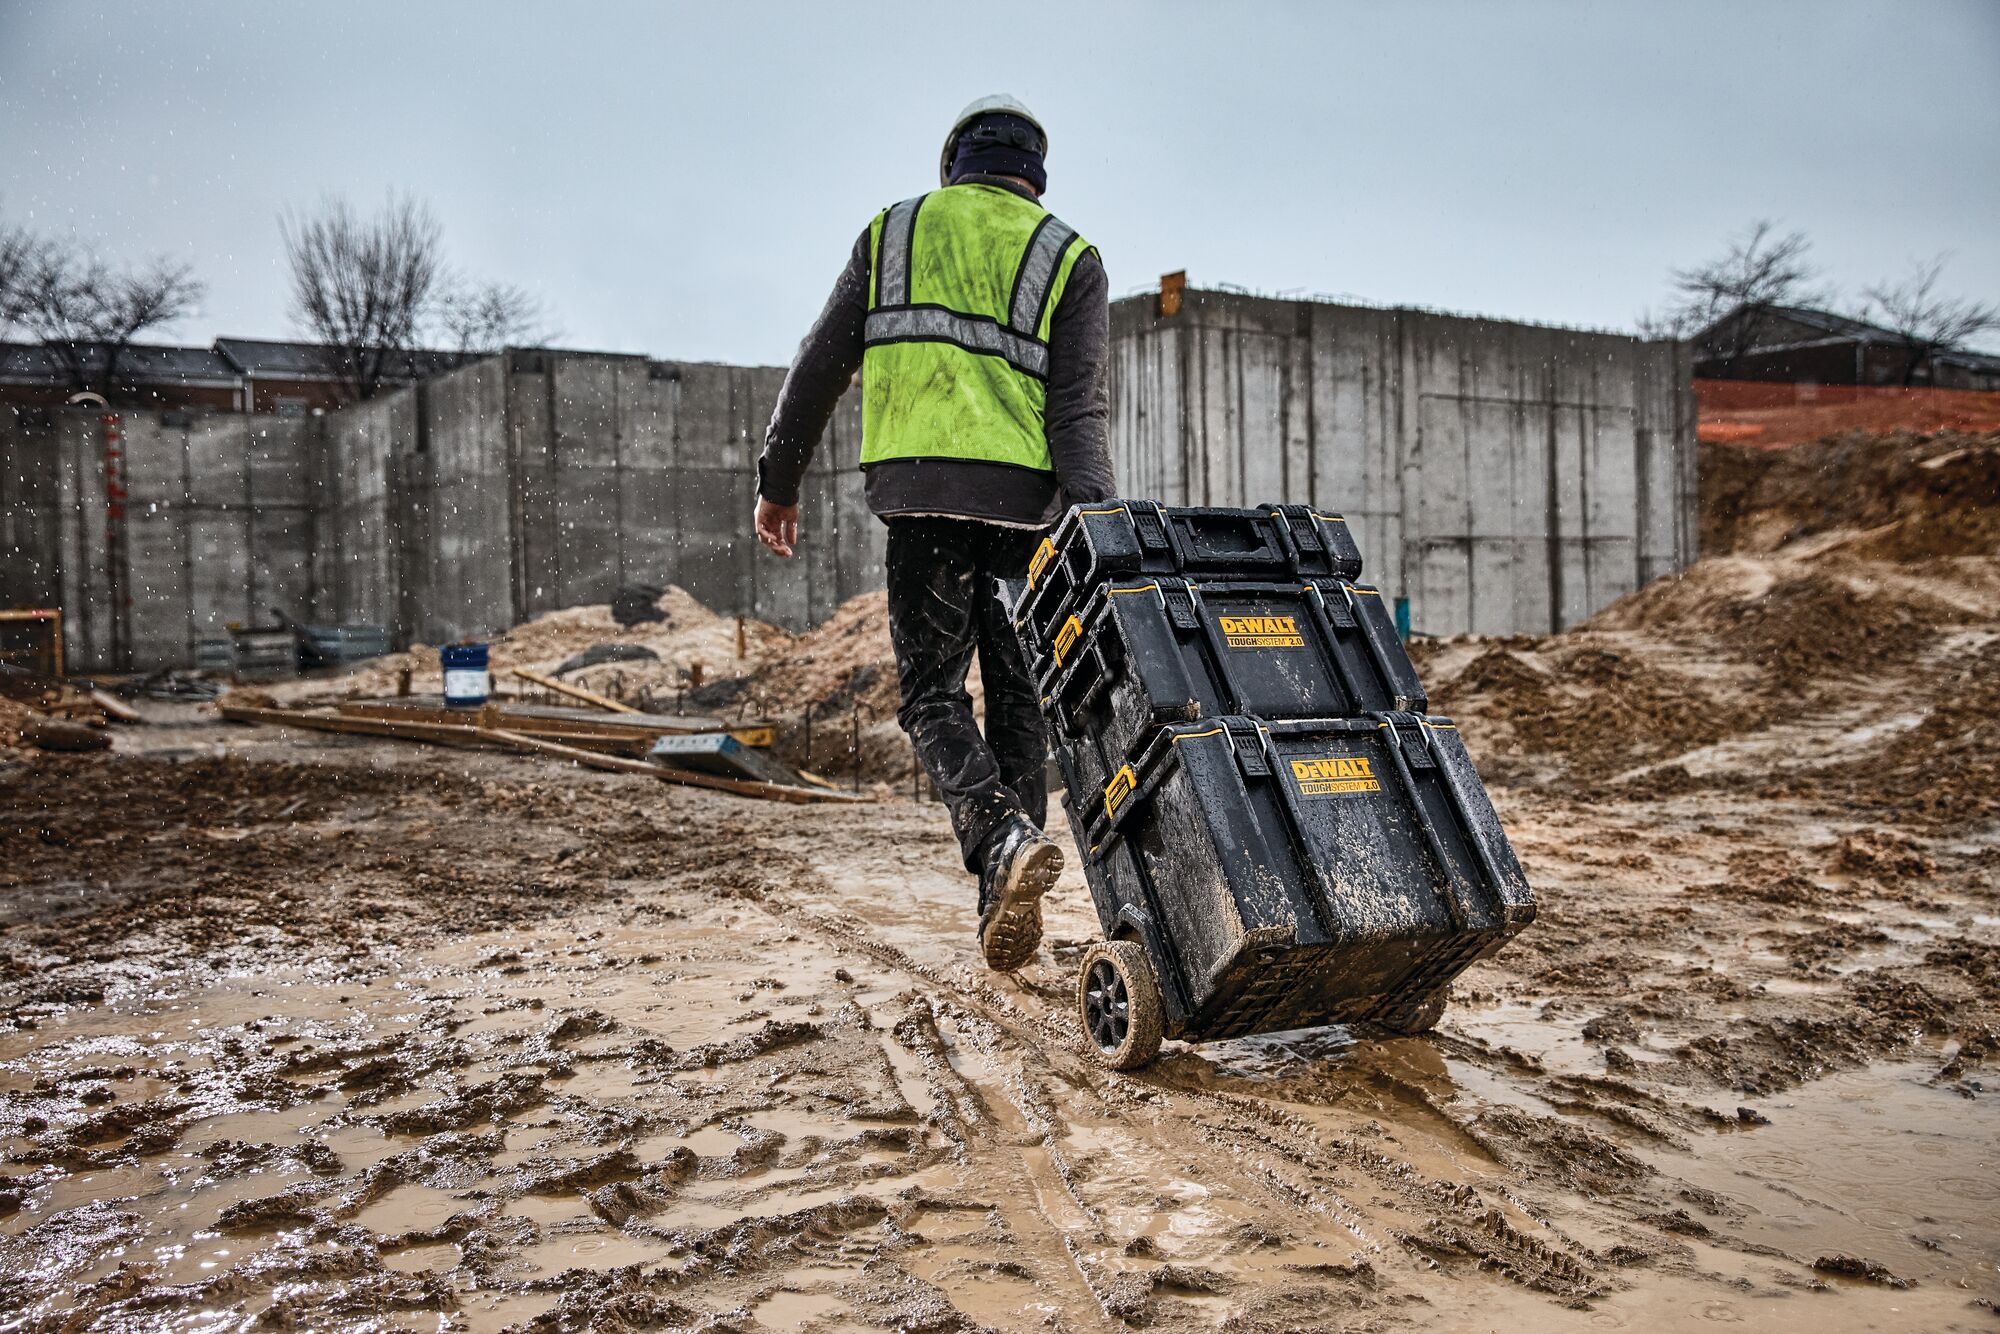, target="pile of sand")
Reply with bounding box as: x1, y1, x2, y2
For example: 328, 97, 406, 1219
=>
267, 586, 794, 710
0, 697, 40, 750
1426, 427, 1999, 795
691, 591, 983, 785
1701, 430, 2000, 559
